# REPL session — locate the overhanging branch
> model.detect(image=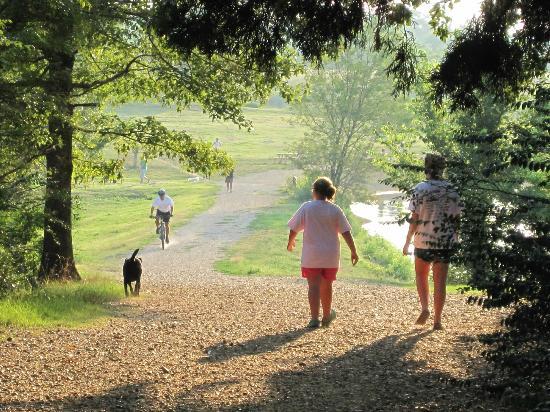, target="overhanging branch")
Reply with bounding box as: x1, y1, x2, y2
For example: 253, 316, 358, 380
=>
72, 54, 150, 96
